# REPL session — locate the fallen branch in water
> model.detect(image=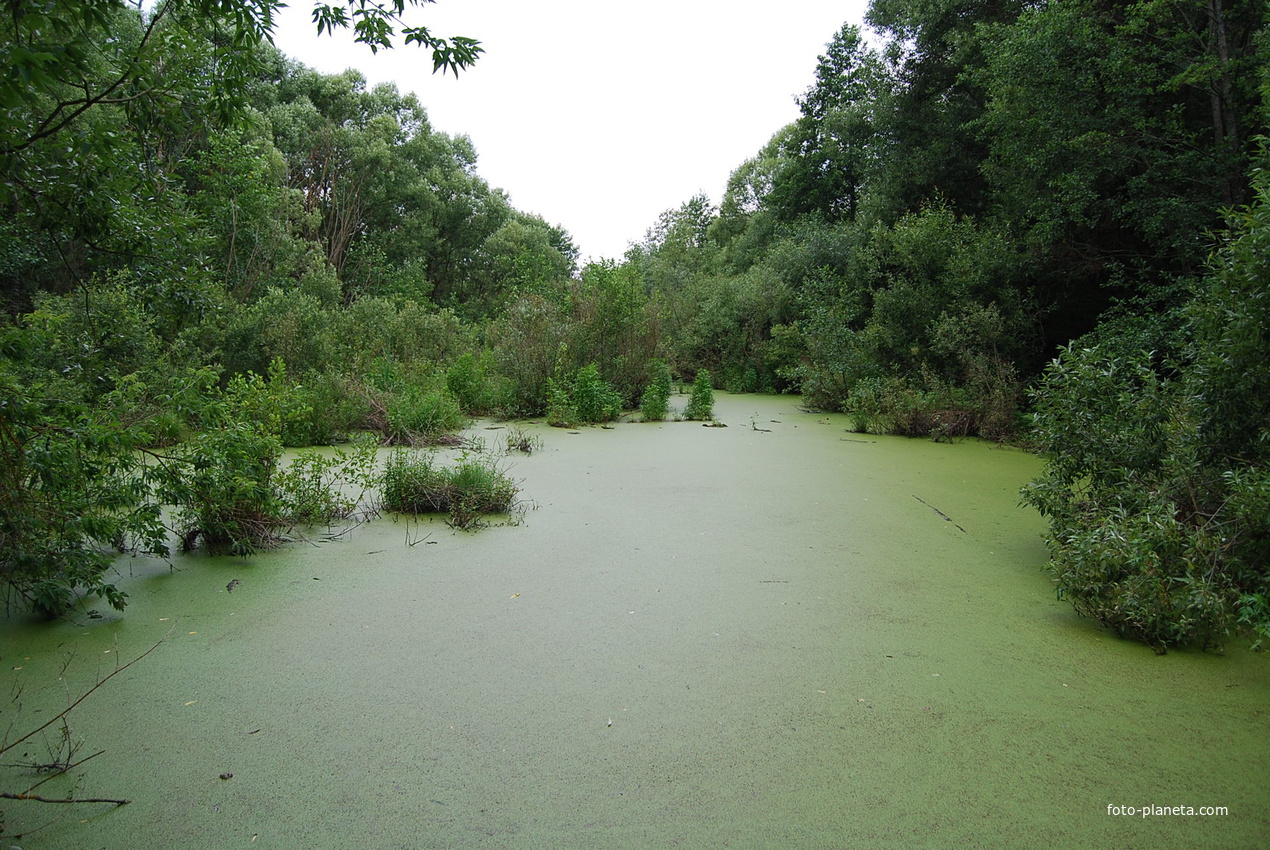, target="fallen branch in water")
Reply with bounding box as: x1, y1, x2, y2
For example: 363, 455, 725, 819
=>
913, 495, 967, 533
1, 628, 170, 760
1, 791, 127, 806
1, 627, 172, 831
